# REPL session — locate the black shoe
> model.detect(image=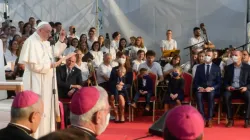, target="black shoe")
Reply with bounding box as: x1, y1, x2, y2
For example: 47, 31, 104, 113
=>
244, 120, 250, 128
226, 120, 234, 128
